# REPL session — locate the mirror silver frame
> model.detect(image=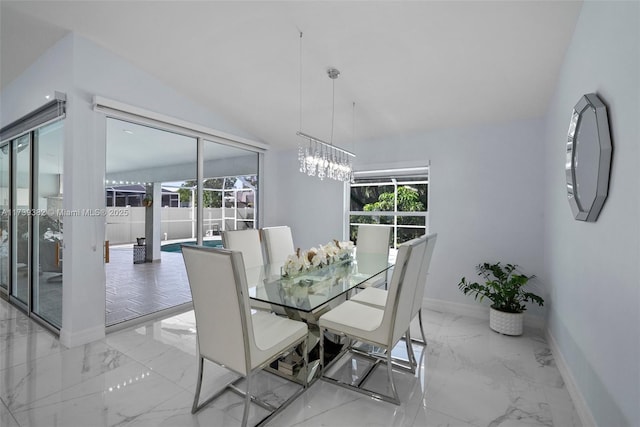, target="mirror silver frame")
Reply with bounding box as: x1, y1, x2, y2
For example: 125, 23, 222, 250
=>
566, 93, 612, 222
